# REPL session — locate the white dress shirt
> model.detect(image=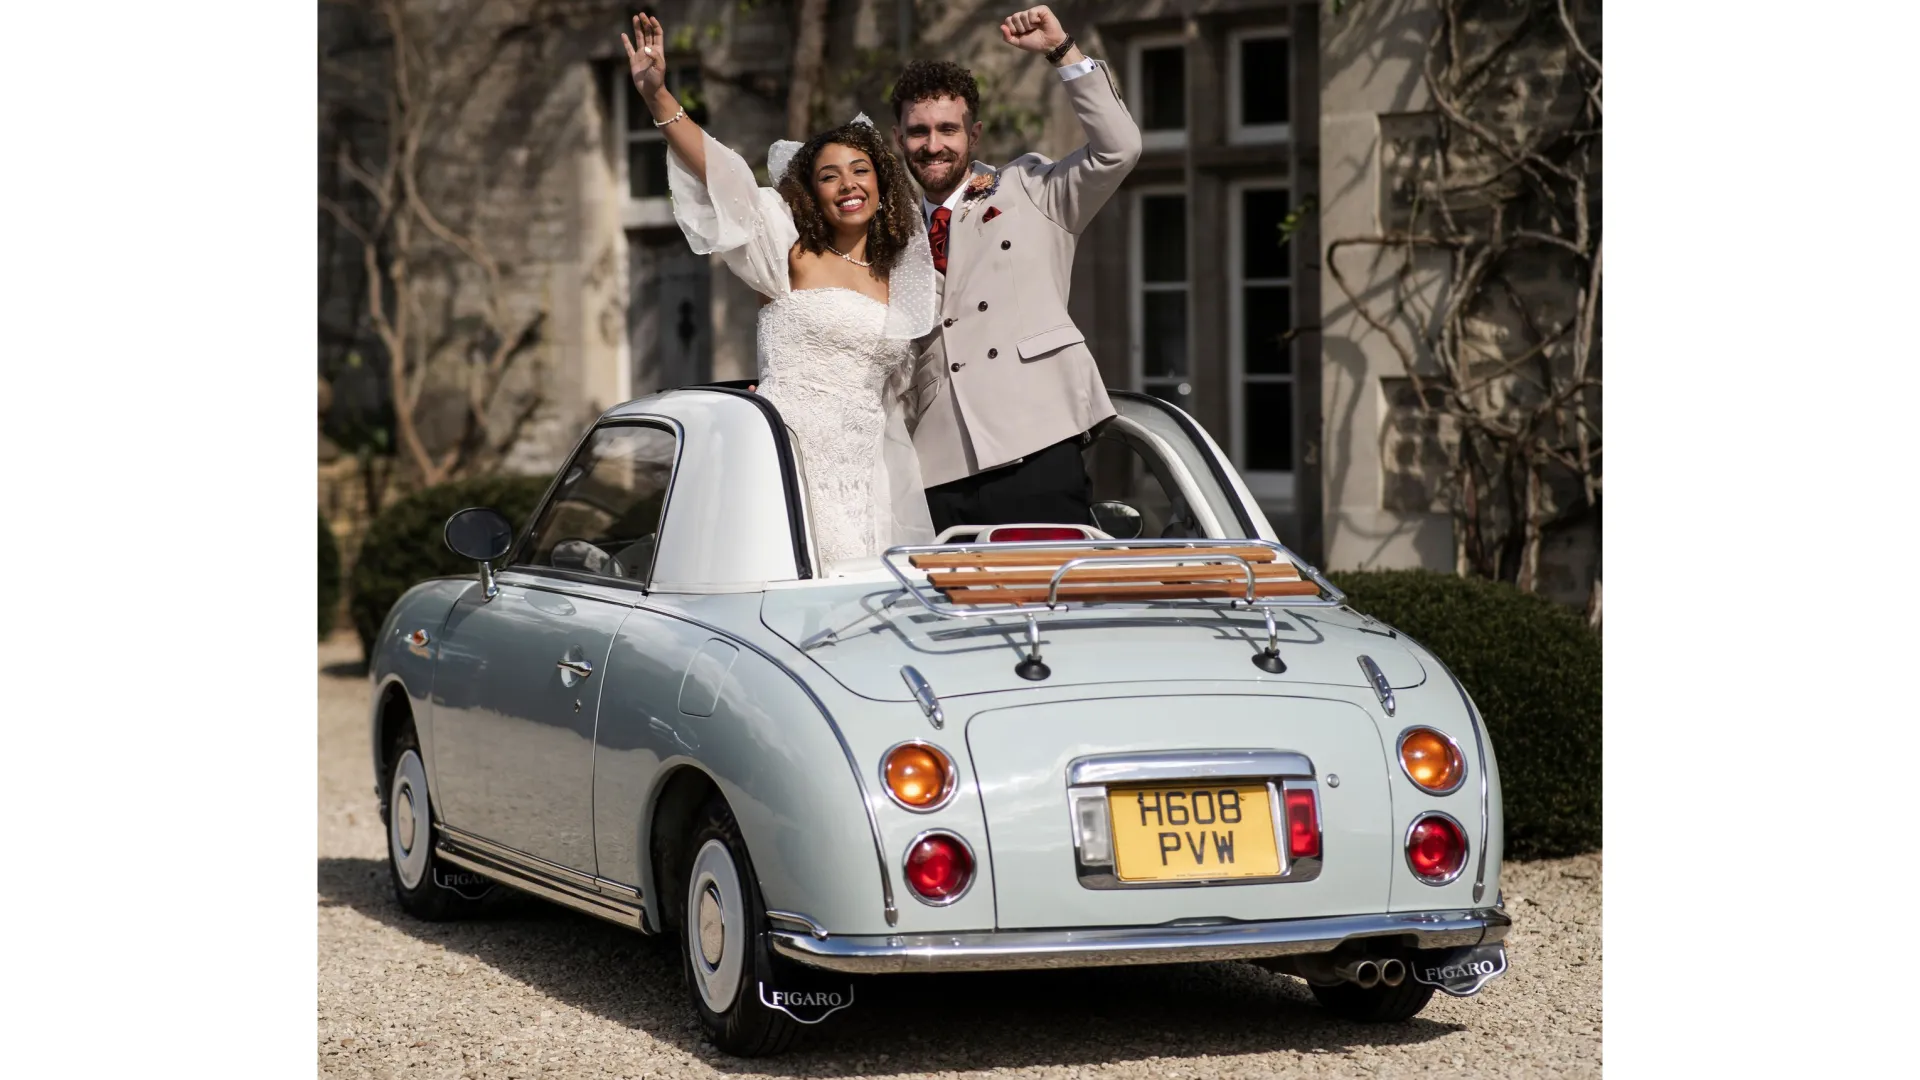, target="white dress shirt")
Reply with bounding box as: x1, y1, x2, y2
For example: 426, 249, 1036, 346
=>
922, 57, 1101, 226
